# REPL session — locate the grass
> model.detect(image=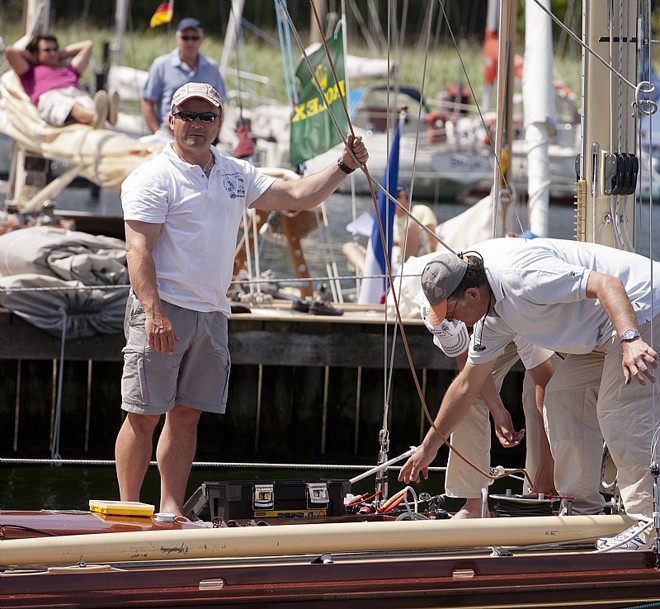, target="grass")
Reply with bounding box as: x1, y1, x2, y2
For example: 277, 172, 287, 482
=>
0, 21, 583, 113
